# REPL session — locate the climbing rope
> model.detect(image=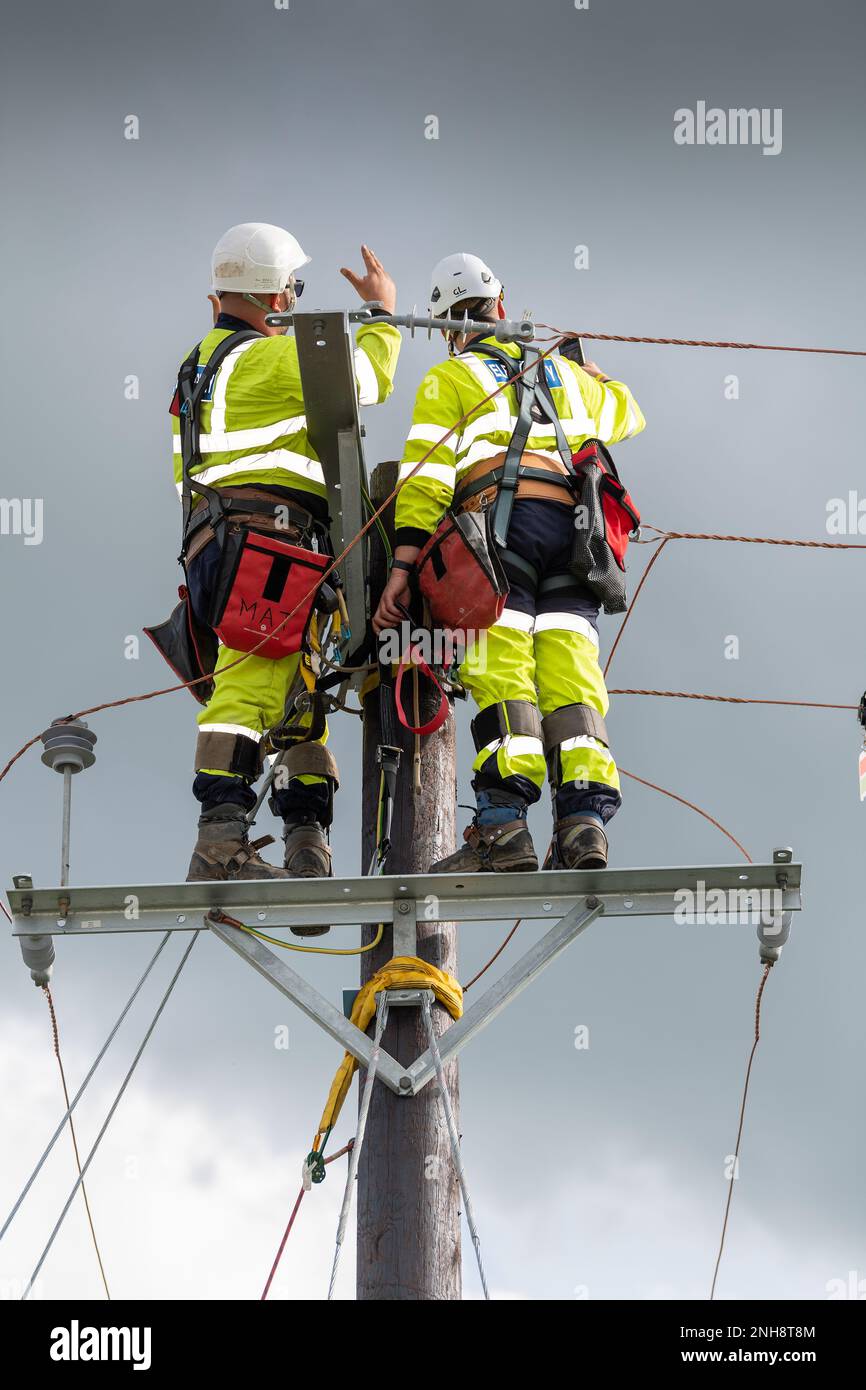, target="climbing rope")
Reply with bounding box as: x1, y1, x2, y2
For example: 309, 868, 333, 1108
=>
20, 932, 199, 1299
0, 930, 173, 1246
41, 986, 111, 1299
710, 963, 774, 1300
